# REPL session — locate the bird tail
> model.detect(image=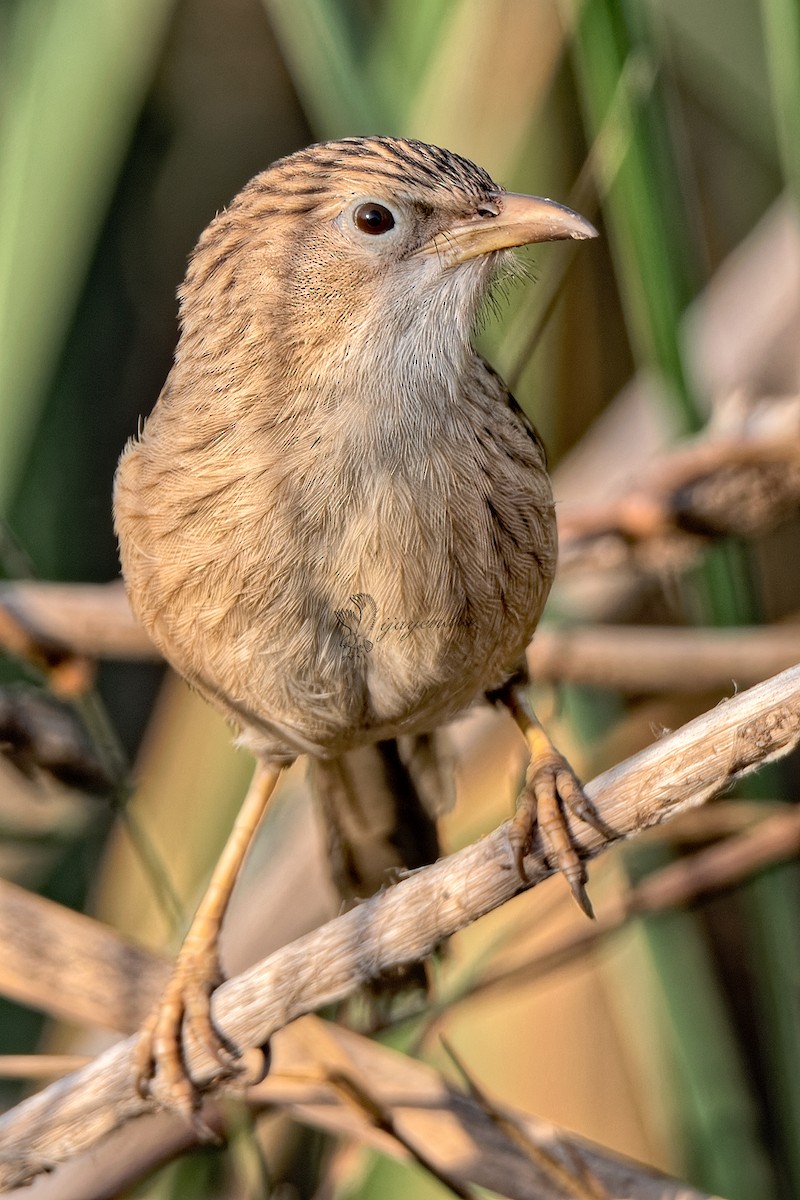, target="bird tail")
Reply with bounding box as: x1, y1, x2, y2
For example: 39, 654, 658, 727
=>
309, 732, 452, 1017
